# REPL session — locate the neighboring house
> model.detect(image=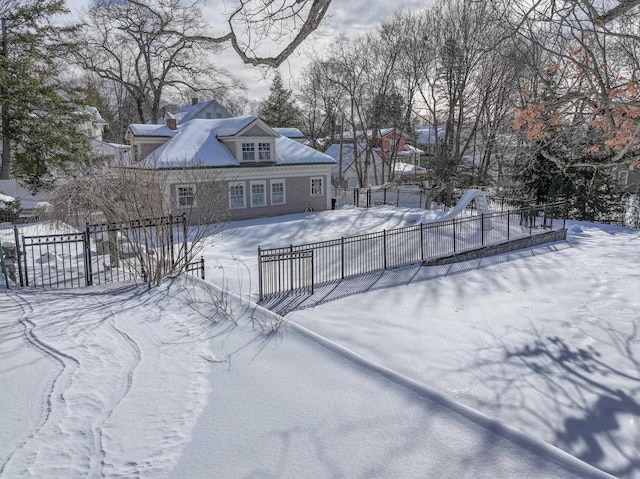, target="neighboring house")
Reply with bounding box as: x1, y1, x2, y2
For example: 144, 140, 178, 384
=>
414, 125, 446, 159
614, 164, 640, 193
339, 127, 425, 180
125, 116, 336, 223
273, 127, 307, 144
324, 143, 386, 188
80, 106, 131, 162
170, 98, 233, 124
